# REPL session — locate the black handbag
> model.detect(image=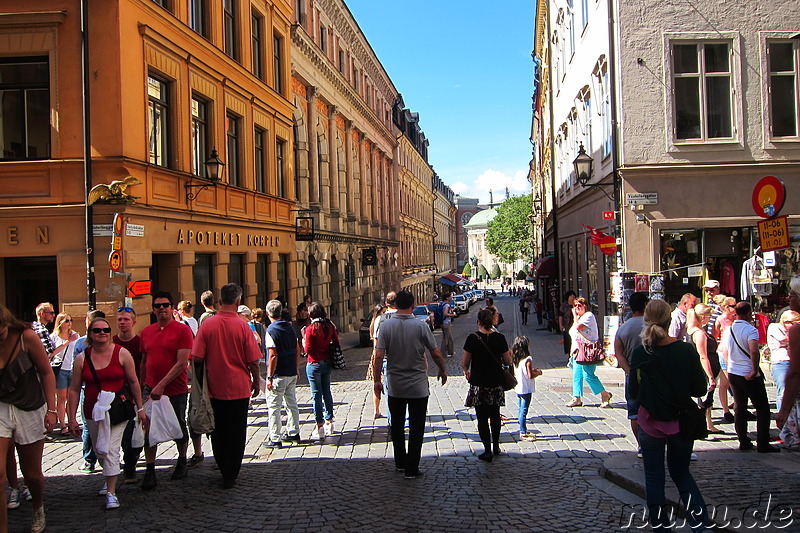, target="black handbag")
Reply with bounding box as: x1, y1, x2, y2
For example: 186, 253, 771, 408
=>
329, 342, 346, 370
85, 348, 136, 425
